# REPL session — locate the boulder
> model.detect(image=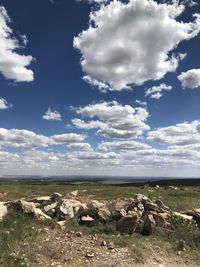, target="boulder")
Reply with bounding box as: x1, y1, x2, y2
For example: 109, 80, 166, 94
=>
182, 209, 200, 222
97, 206, 111, 223
108, 198, 134, 213
9, 200, 51, 220
56, 199, 84, 220
112, 208, 127, 221
44, 202, 58, 213
33, 208, 52, 220
116, 212, 140, 234
135, 219, 144, 233
142, 214, 156, 235
137, 203, 145, 212
81, 215, 95, 227
0, 203, 8, 221
155, 200, 170, 211
75, 203, 88, 218
149, 211, 171, 228
135, 194, 149, 203
90, 200, 105, 209
142, 200, 160, 212
126, 200, 137, 212
128, 210, 143, 218
173, 212, 193, 221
